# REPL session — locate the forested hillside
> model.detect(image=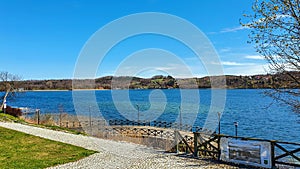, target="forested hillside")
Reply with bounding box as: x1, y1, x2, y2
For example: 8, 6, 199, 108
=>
1, 71, 299, 90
